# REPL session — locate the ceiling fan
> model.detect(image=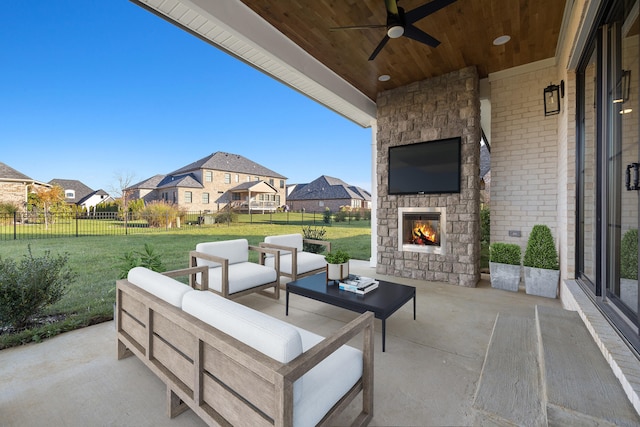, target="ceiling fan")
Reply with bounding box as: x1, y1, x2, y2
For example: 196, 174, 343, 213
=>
331, 0, 457, 61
